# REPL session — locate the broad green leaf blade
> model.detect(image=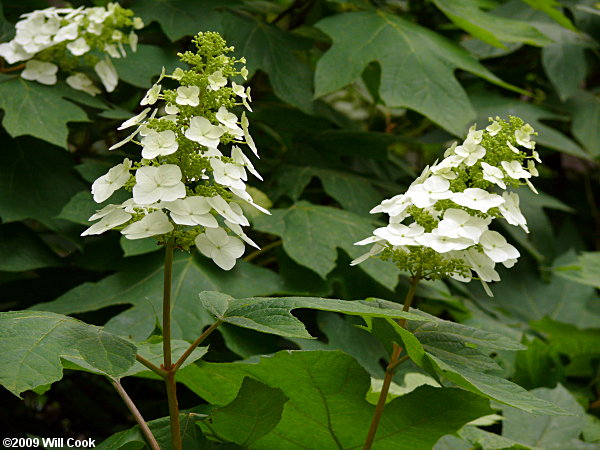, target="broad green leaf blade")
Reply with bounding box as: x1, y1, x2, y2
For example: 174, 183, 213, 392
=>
431, 0, 551, 48
199, 291, 431, 339
542, 42, 587, 101
0, 77, 89, 148
553, 251, 600, 288
314, 11, 524, 135
427, 354, 567, 415
0, 223, 62, 271
470, 90, 589, 158
0, 137, 86, 228
522, 0, 577, 31
179, 350, 492, 449
130, 0, 239, 41
97, 413, 209, 450
112, 45, 180, 88
222, 11, 314, 112
252, 201, 400, 289
513, 338, 564, 390
31, 252, 286, 341
410, 312, 526, 351
502, 384, 588, 448
458, 426, 534, 450
0, 311, 136, 397
203, 377, 288, 446
569, 92, 600, 157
